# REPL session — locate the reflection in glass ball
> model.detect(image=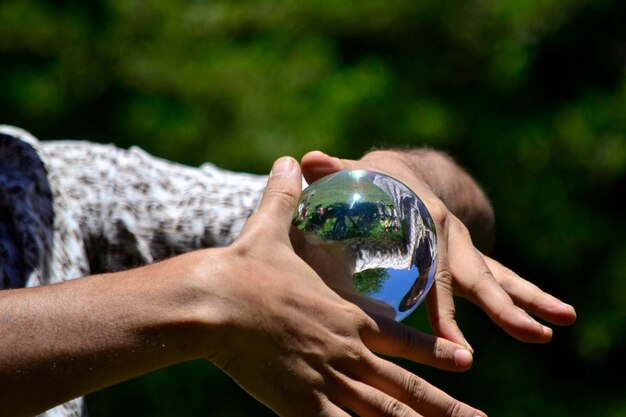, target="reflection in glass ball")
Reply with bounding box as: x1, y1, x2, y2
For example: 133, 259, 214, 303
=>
291, 170, 438, 321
